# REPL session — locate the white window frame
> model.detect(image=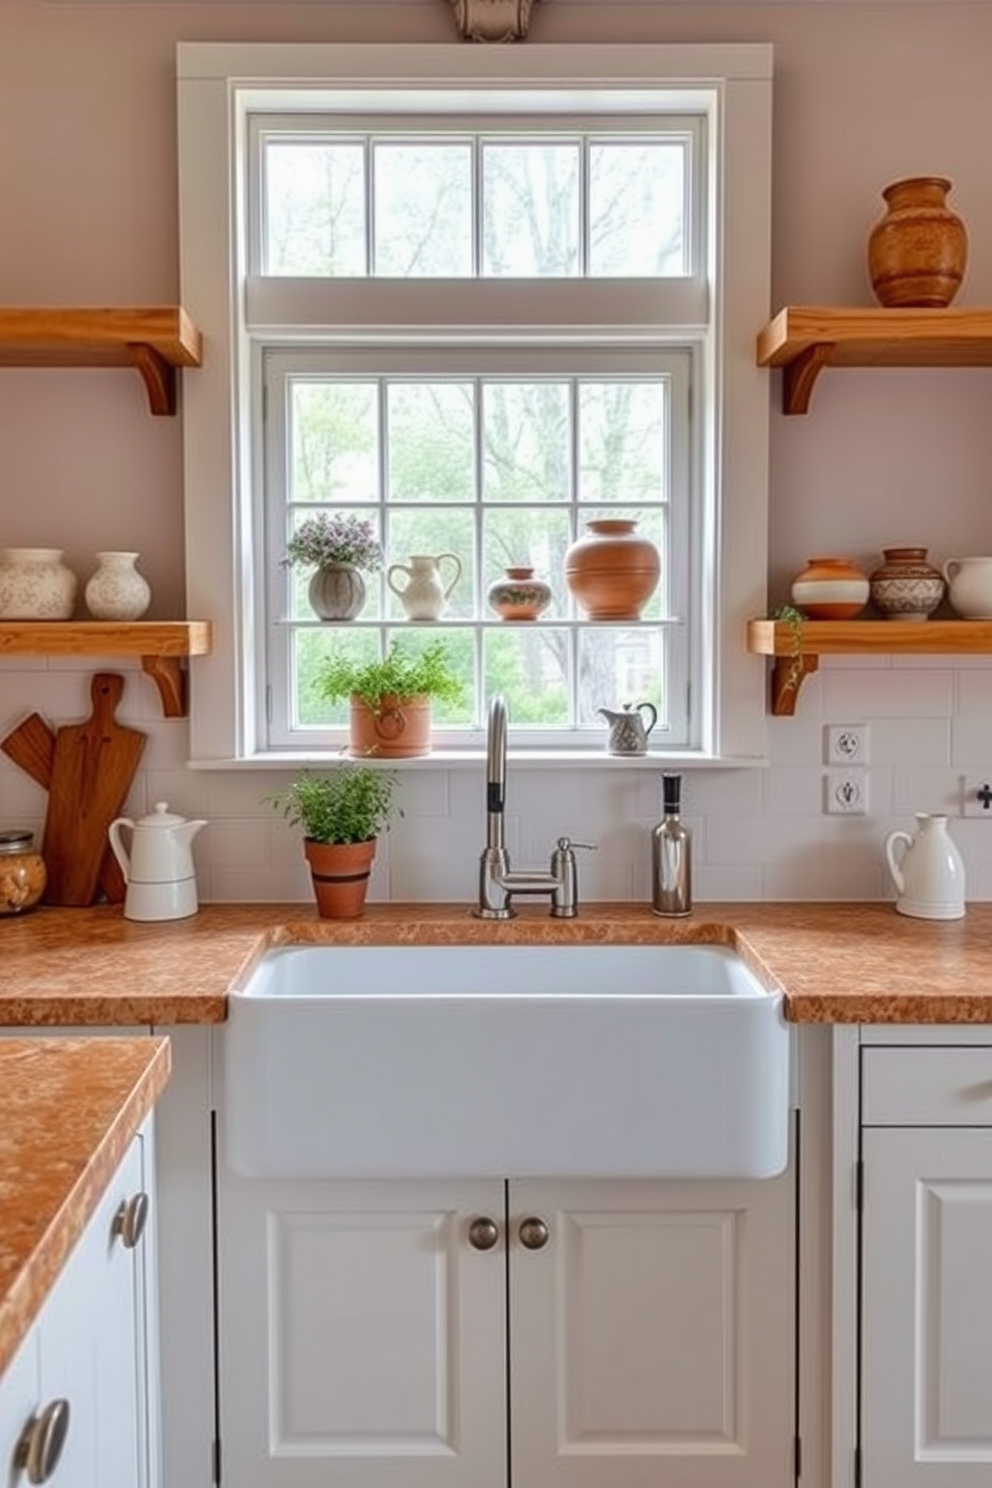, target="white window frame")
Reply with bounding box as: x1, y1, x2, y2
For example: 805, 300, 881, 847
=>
177, 42, 772, 767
